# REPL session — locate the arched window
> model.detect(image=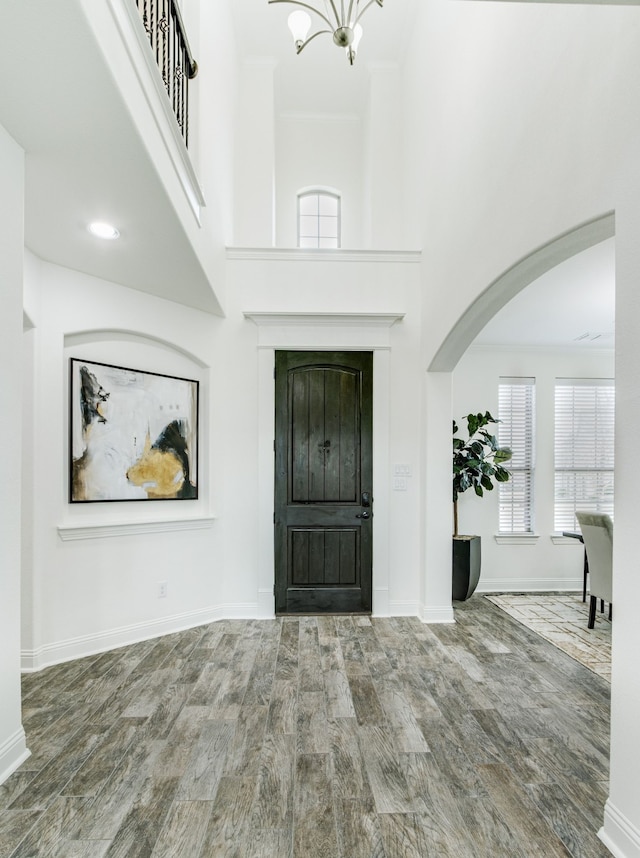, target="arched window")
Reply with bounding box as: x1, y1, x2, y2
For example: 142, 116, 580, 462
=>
297, 190, 341, 249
